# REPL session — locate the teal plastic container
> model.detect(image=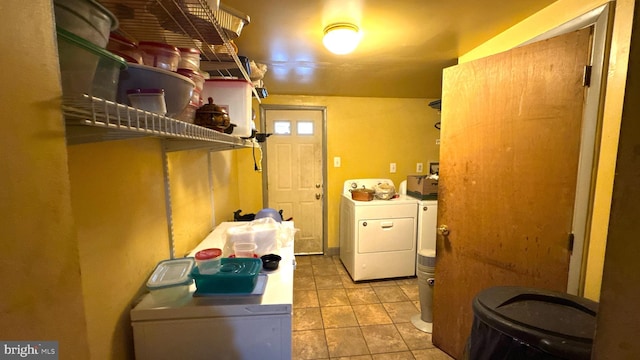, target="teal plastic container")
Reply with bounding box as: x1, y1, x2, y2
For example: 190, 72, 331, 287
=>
191, 257, 261, 294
